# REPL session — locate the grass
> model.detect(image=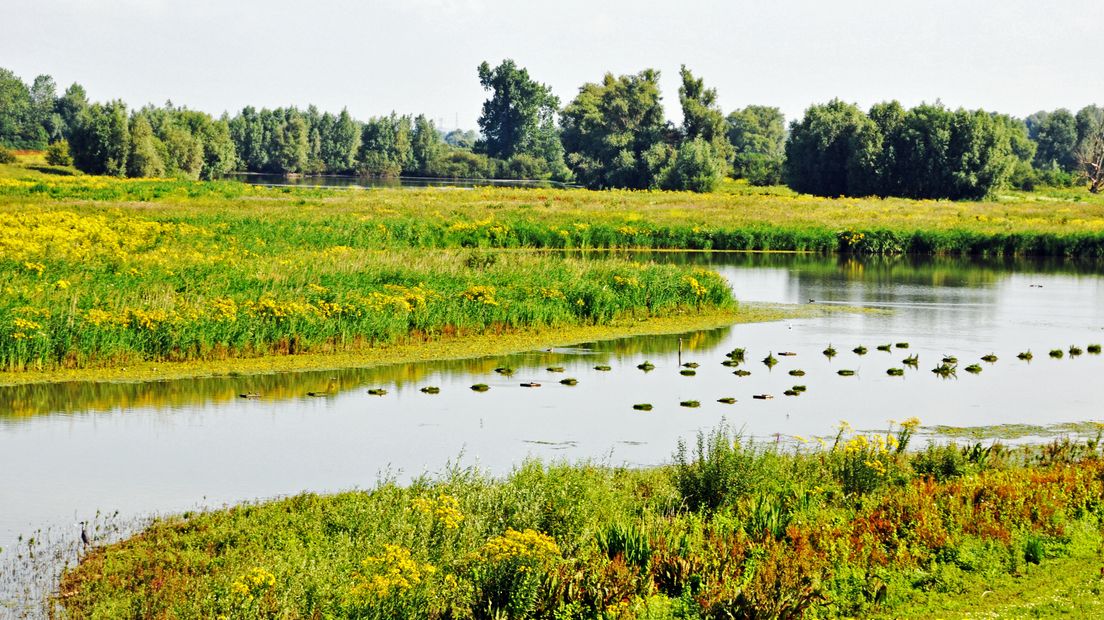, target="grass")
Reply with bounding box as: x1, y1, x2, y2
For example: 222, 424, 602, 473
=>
56, 420, 1104, 619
